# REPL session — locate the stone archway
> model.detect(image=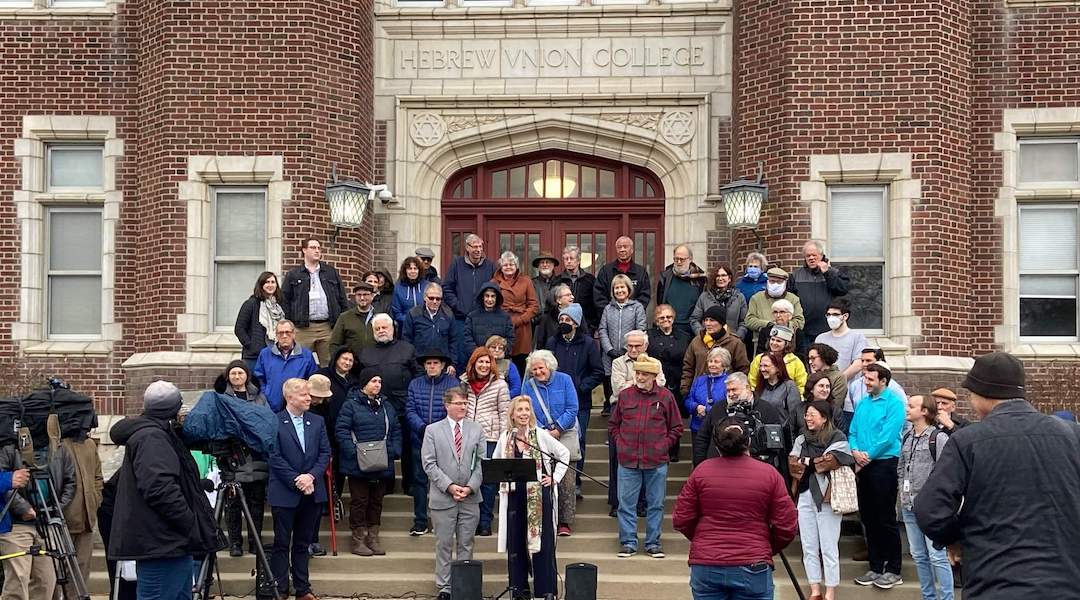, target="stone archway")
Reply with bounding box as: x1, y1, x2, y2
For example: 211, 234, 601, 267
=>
378, 98, 721, 267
